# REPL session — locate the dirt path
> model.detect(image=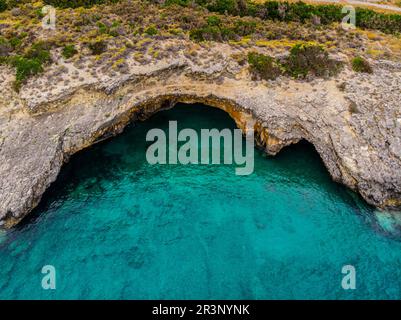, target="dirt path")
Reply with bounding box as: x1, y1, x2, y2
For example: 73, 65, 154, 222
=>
312, 0, 401, 13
